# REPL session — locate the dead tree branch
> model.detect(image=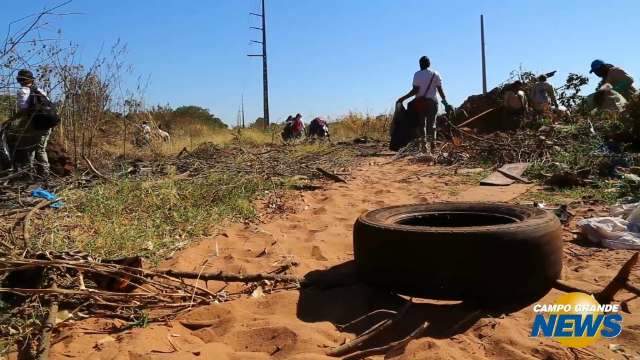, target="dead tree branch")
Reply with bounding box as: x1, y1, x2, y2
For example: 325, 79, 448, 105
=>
343, 321, 430, 360
327, 300, 412, 357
